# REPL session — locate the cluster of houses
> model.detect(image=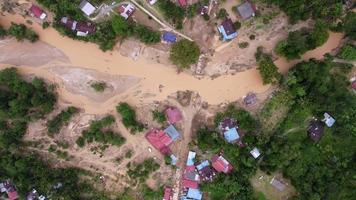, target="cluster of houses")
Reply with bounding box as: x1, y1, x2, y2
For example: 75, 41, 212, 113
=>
307, 112, 336, 142
146, 107, 183, 165
218, 1, 256, 41
0, 180, 18, 200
